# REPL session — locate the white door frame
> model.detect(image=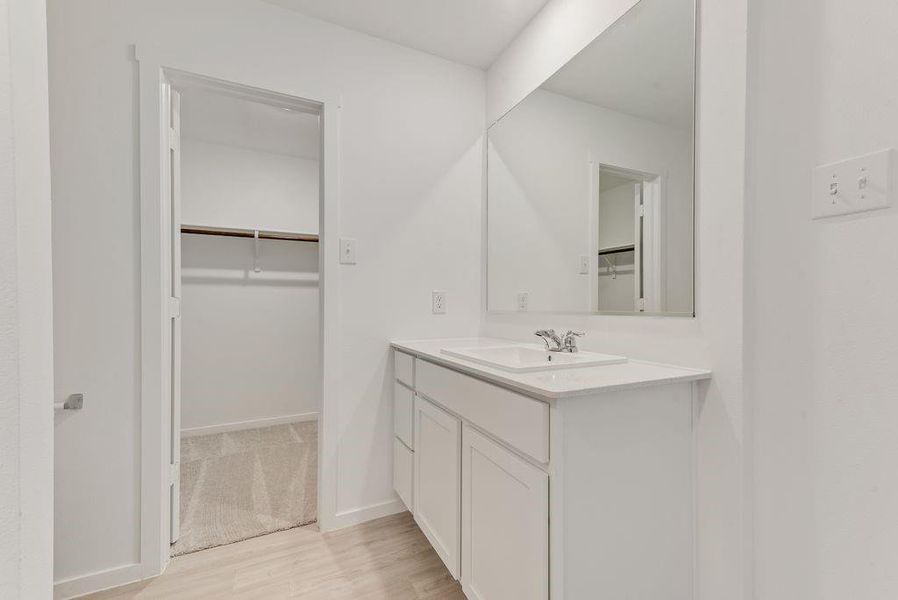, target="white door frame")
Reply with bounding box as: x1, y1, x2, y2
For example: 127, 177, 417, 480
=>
168, 87, 182, 544
594, 163, 664, 313
137, 47, 341, 578
641, 176, 663, 312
